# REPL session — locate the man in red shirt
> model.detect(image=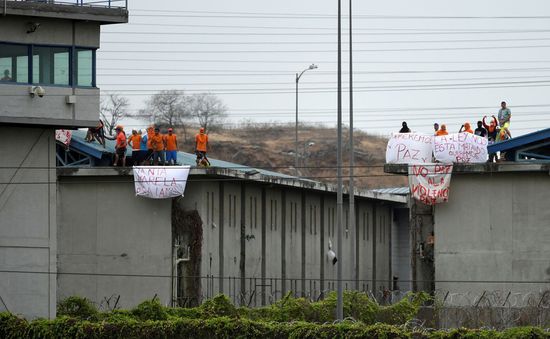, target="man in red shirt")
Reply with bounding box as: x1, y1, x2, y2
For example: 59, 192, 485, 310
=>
165, 128, 178, 165
113, 125, 127, 167
195, 127, 209, 166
